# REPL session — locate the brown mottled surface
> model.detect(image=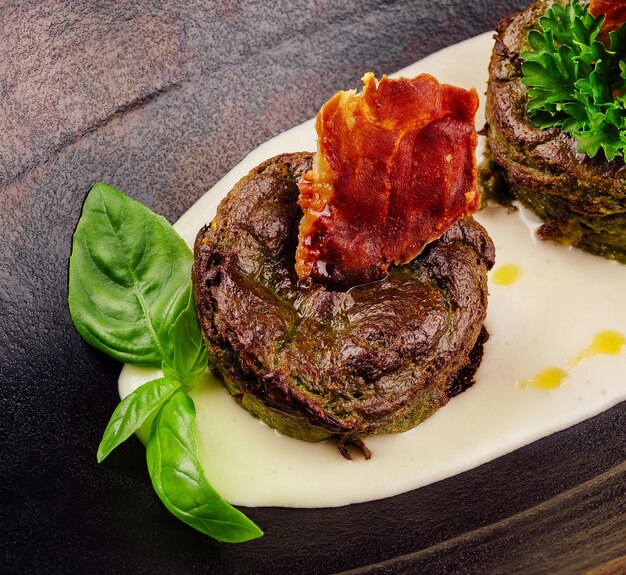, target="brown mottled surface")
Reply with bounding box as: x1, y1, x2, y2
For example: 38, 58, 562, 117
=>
193, 153, 493, 444
2, 1, 625, 574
